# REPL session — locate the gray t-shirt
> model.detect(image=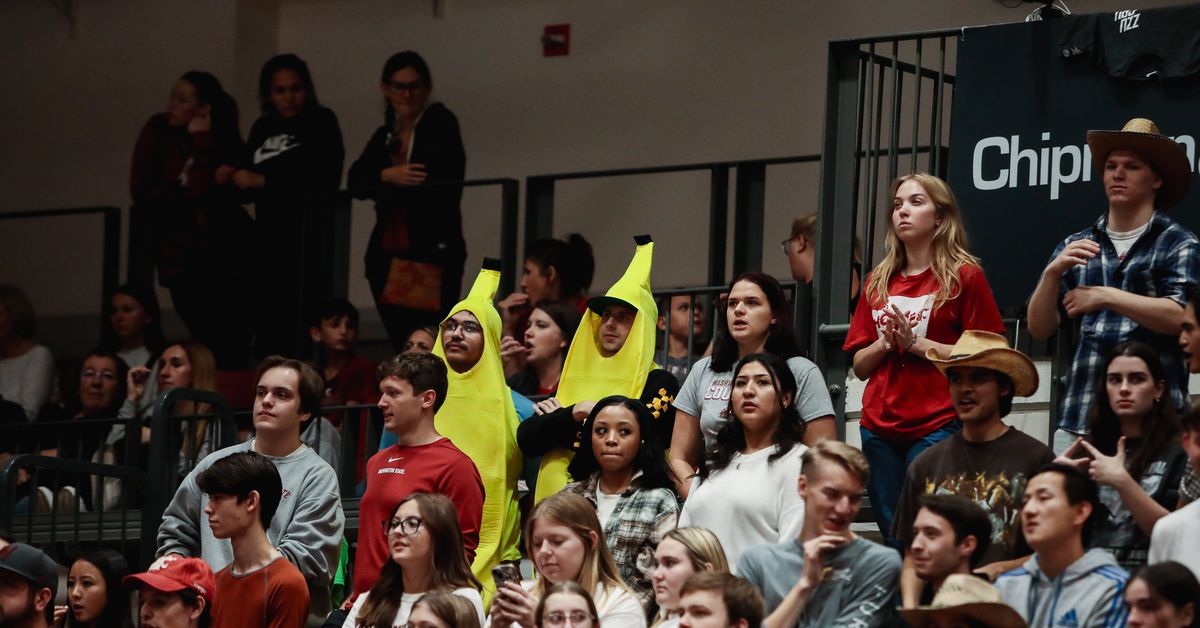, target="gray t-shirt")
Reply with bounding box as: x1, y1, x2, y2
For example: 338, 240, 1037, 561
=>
737, 537, 901, 627
675, 355, 834, 452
